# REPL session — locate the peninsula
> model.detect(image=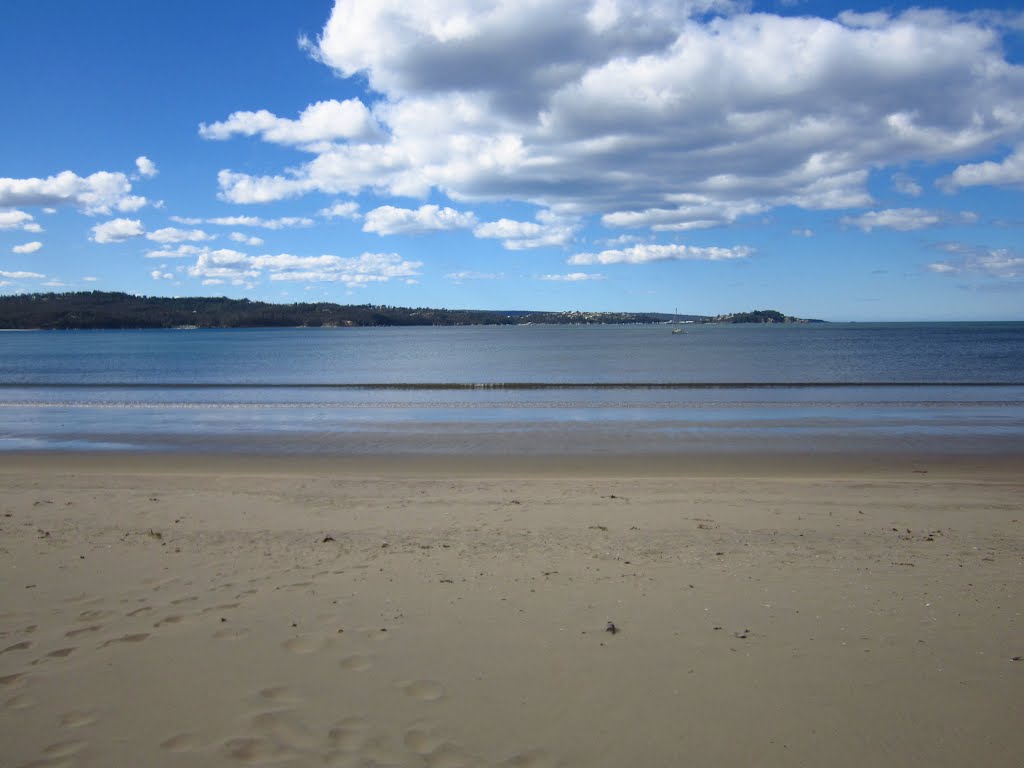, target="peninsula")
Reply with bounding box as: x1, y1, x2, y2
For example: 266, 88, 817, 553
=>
0, 291, 821, 330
